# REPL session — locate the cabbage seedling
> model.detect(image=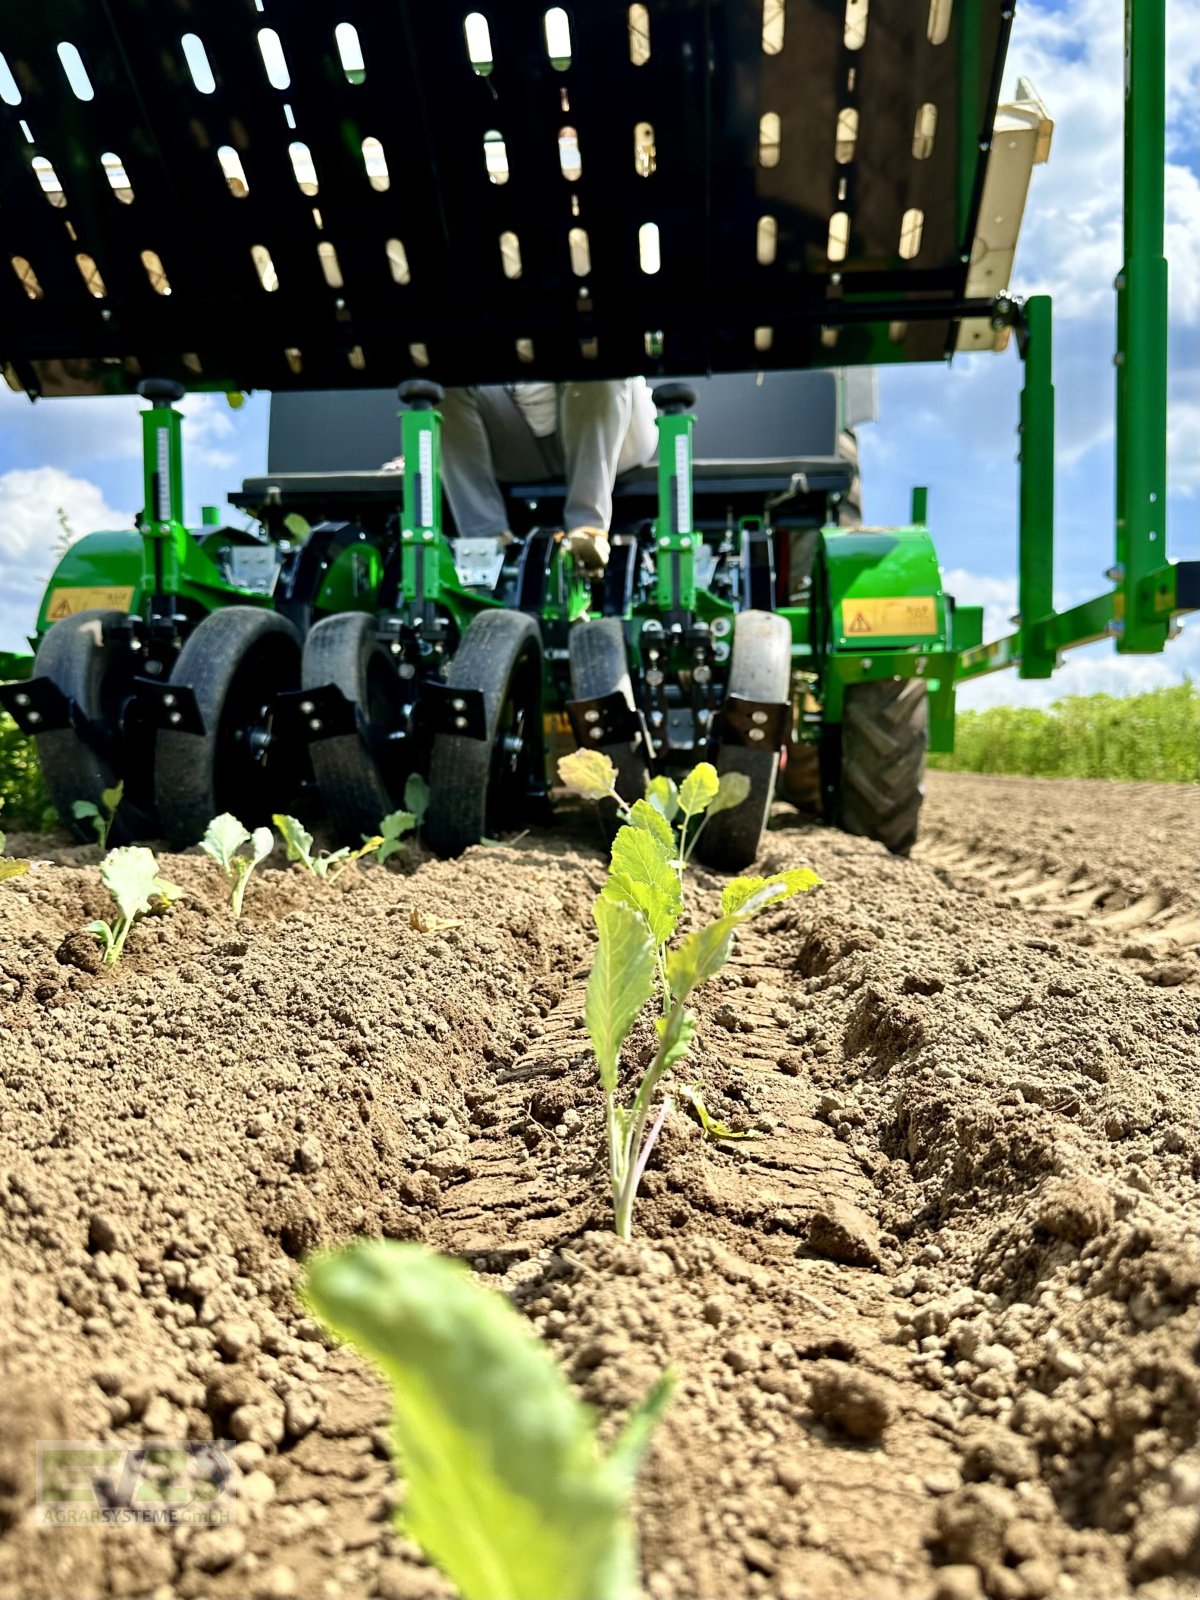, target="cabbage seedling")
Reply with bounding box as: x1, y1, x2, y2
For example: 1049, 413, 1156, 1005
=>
305, 1240, 671, 1600
86, 846, 181, 965
72, 780, 124, 850
199, 813, 273, 917
273, 814, 384, 880
0, 831, 29, 883
560, 751, 820, 1239
375, 809, 417, 865
403, 773, 430, 837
